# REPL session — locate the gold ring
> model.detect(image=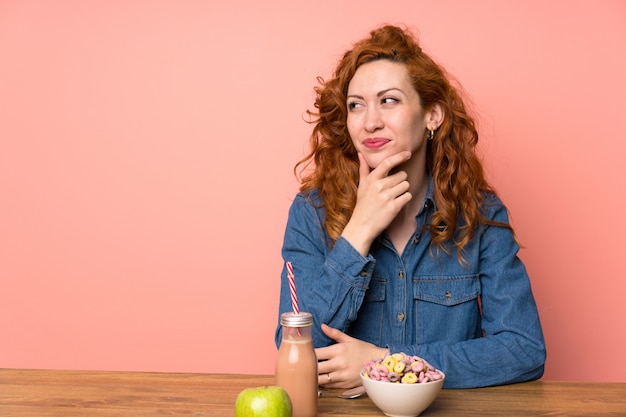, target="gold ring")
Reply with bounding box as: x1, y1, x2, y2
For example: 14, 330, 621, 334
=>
327, 373, 331, 382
